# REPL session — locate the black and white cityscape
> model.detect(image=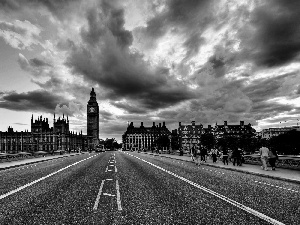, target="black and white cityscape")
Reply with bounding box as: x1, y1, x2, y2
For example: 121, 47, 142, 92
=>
1, 1, 300, 224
